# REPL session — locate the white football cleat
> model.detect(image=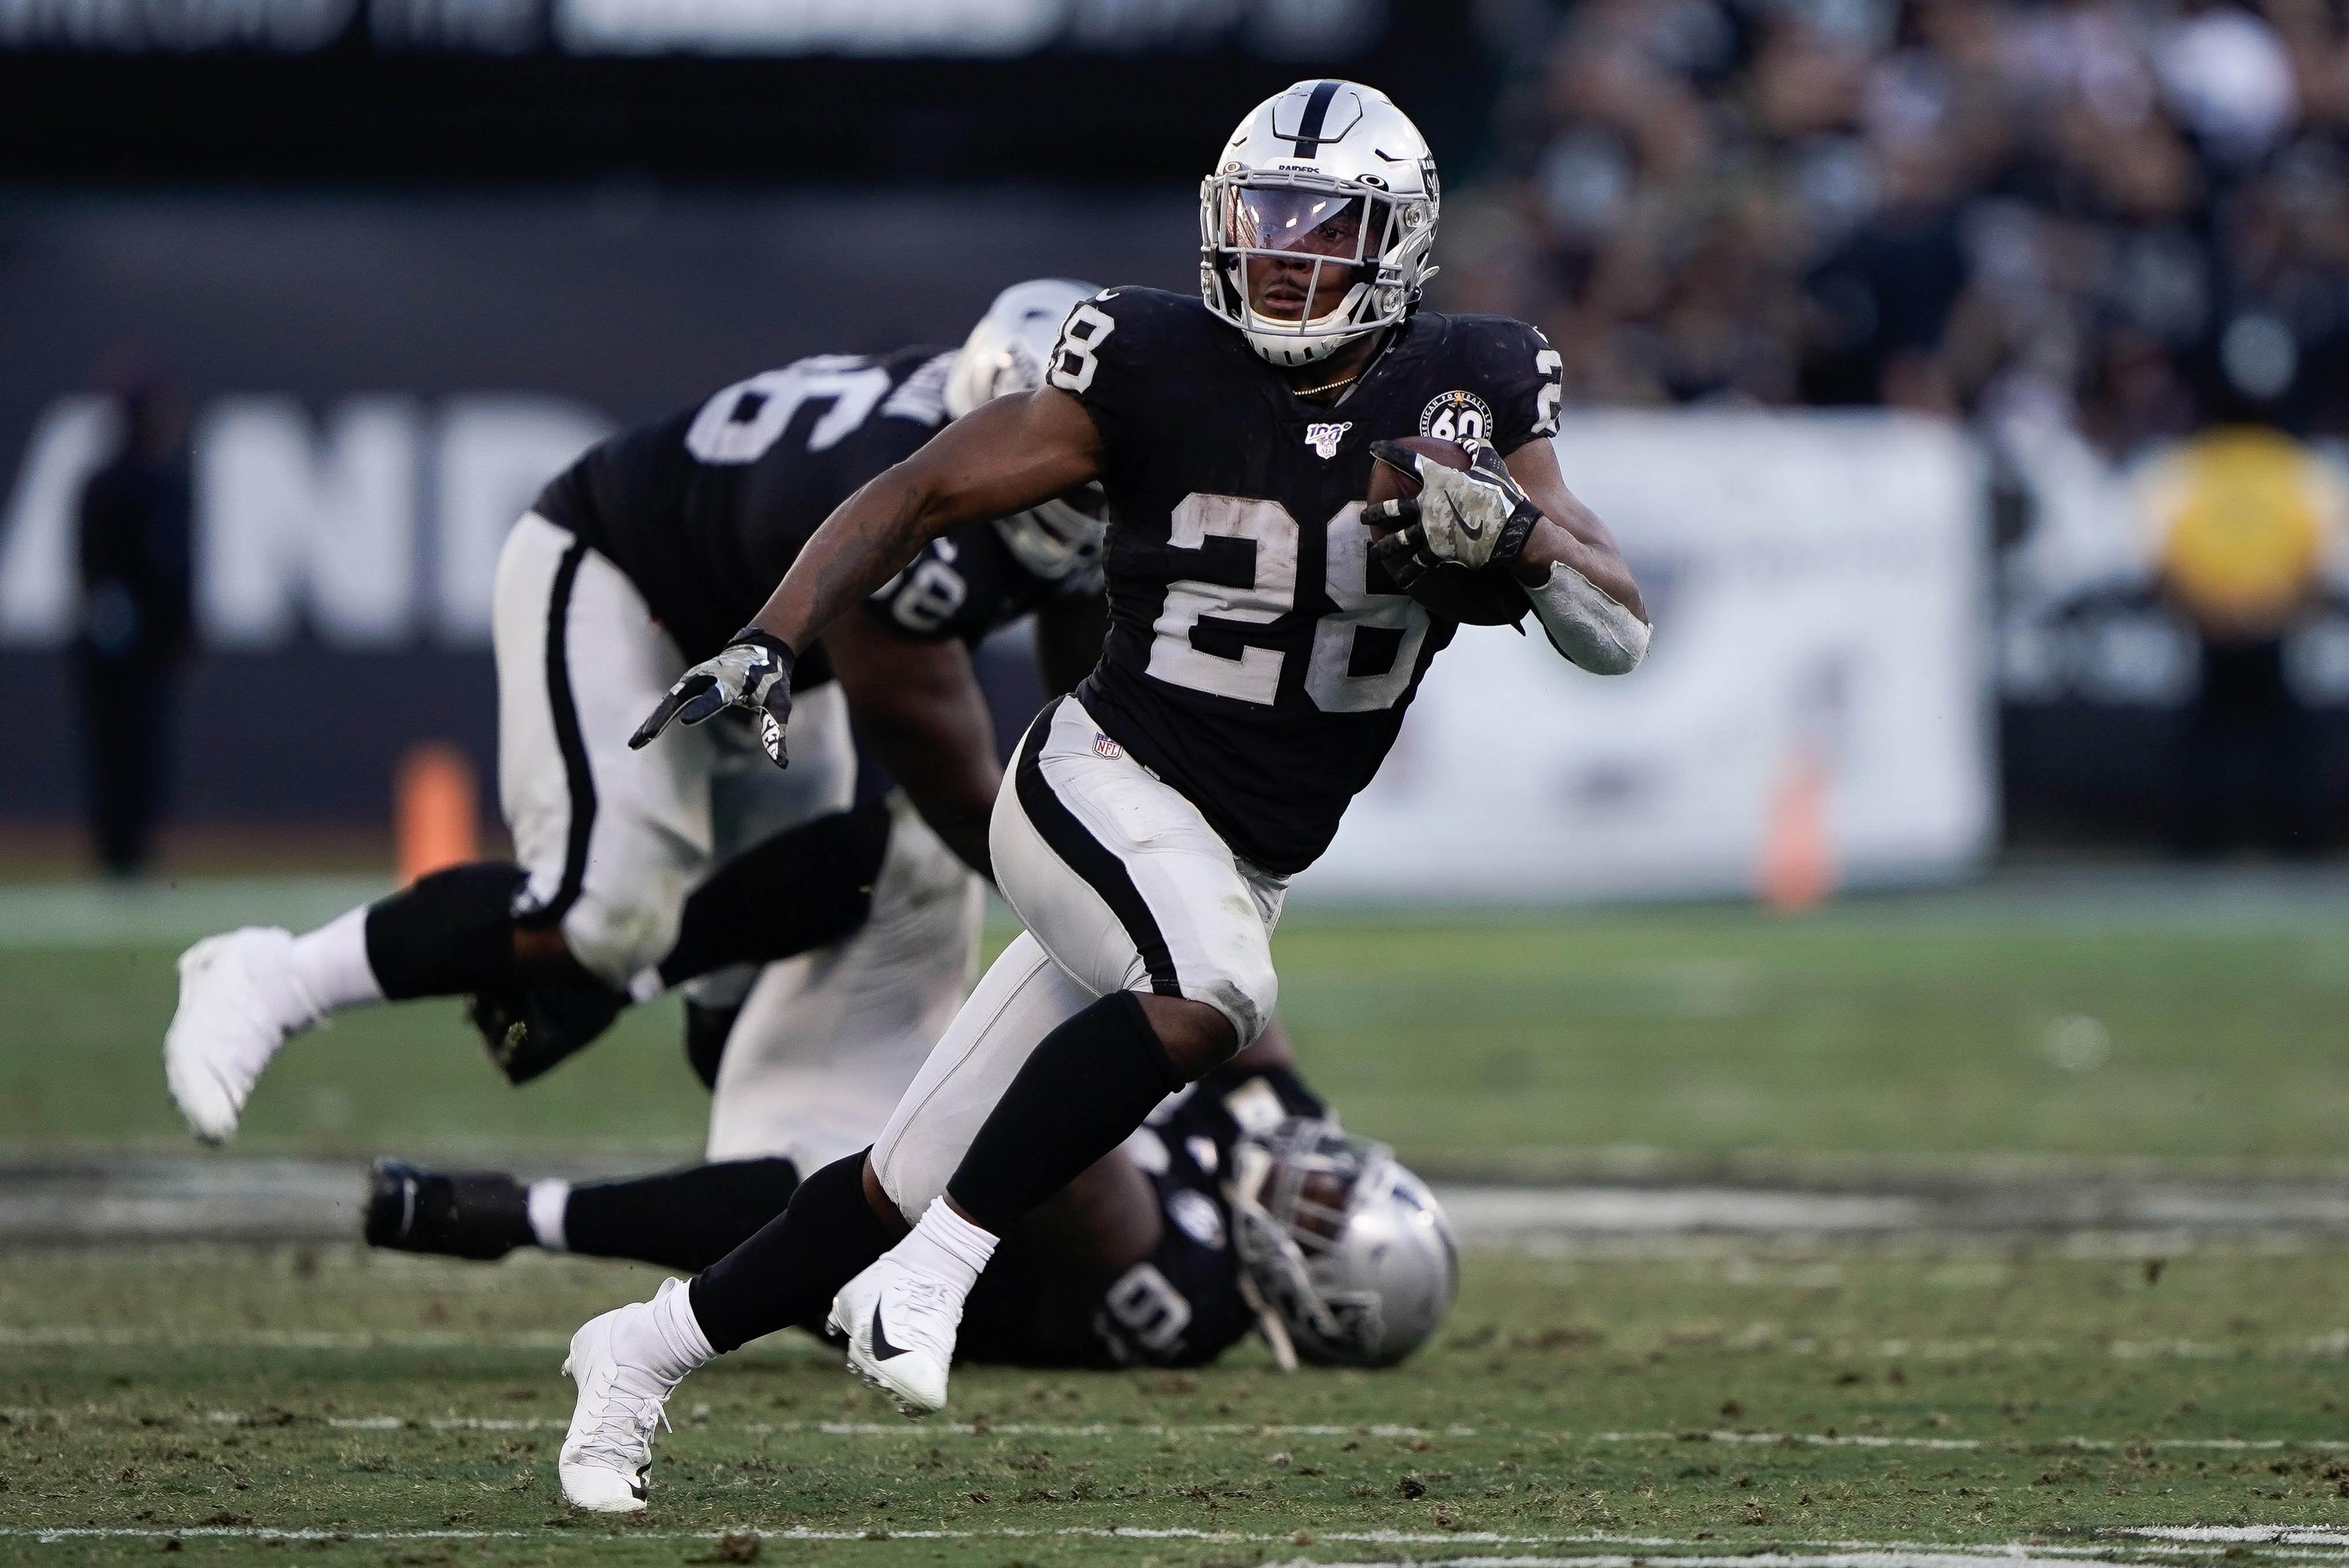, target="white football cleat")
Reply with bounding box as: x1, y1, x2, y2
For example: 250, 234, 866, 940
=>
829, 1254, 963, 1416
558, 1282, 689, 1512
163, 927, 319, 1145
